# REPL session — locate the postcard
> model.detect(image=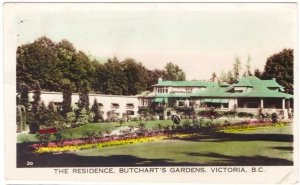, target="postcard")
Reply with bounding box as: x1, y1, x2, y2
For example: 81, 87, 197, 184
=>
4, 2, 298, 184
